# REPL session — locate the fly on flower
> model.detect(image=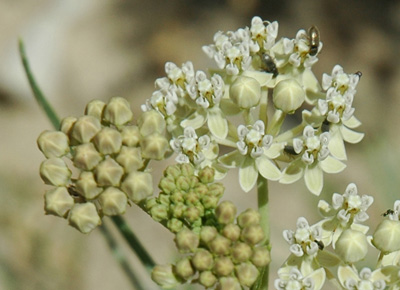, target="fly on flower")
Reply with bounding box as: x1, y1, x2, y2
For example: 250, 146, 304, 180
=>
261, 53, 278, 77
